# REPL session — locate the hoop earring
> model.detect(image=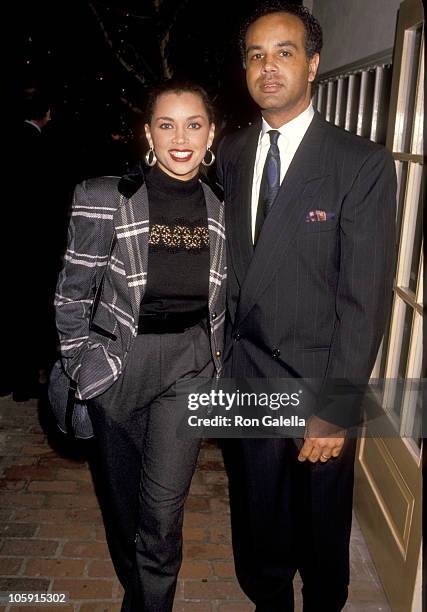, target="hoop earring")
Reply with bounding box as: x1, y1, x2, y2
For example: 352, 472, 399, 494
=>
145, 147, 157, 167
202, 146, 215, 167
